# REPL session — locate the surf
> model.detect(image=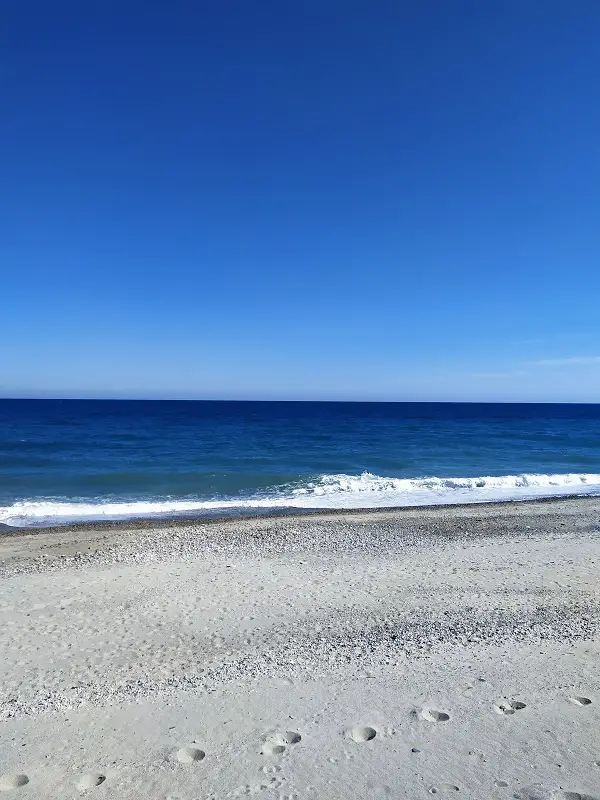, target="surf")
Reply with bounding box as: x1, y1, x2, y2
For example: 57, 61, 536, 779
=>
2, 471, 600, 527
